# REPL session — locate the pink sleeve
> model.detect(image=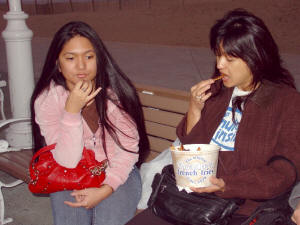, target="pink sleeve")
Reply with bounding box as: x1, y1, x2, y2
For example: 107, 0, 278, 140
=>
103, 102, 139, 190
34, 87, 84, 168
